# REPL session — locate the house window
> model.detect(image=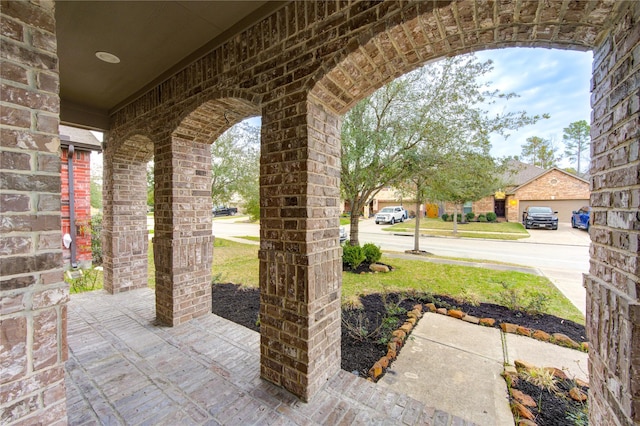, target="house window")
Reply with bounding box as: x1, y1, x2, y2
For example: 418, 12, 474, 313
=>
463, 201, 473, 214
